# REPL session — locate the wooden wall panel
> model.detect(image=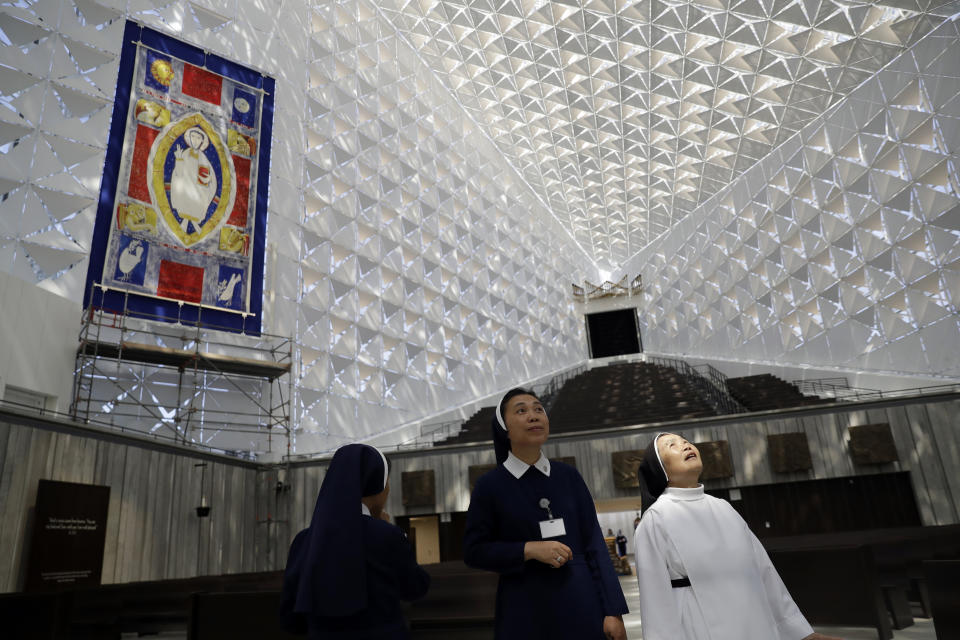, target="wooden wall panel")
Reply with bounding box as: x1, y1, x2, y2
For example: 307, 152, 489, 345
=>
243, 465, 258, 574
901, 402, 959, 526
178, 455, 205, 579
0, 422, 10, 490
924, 402, 960, 525
162, 454, 186, 580
95, 438, 126, 584
890, 404, 932, 525
222, 465, 242, 574
115, 446, 143, 584
207, 460, 227, 575
144, 450, 167, 583
0, 423, 34, 591
4, 427, 55, 589
0, 418, 258, 593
